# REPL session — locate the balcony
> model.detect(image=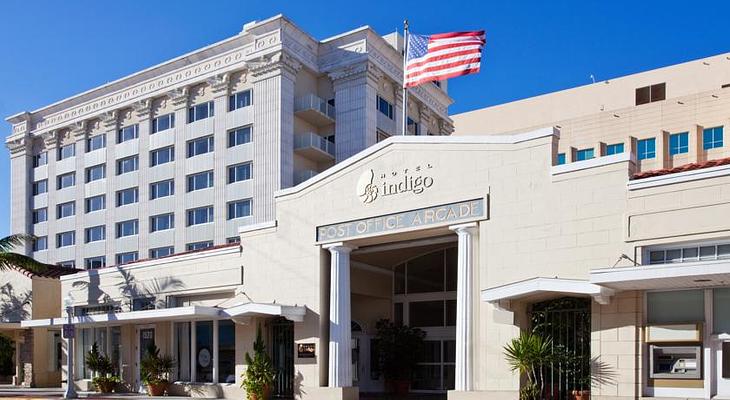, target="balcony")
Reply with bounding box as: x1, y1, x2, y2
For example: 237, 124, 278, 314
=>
294, 132, 336, 161
294, 94, 335, 126
294, 169, 318, 185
